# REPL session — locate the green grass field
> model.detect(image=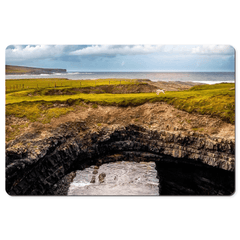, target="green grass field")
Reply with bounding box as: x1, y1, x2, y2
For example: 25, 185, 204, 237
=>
5, 78, 139, 92
5, 79, 235, 124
